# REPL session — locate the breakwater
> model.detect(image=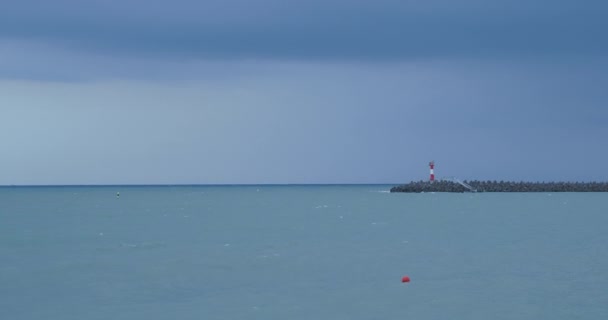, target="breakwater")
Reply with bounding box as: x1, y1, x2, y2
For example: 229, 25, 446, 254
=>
390, 180, 608, 193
